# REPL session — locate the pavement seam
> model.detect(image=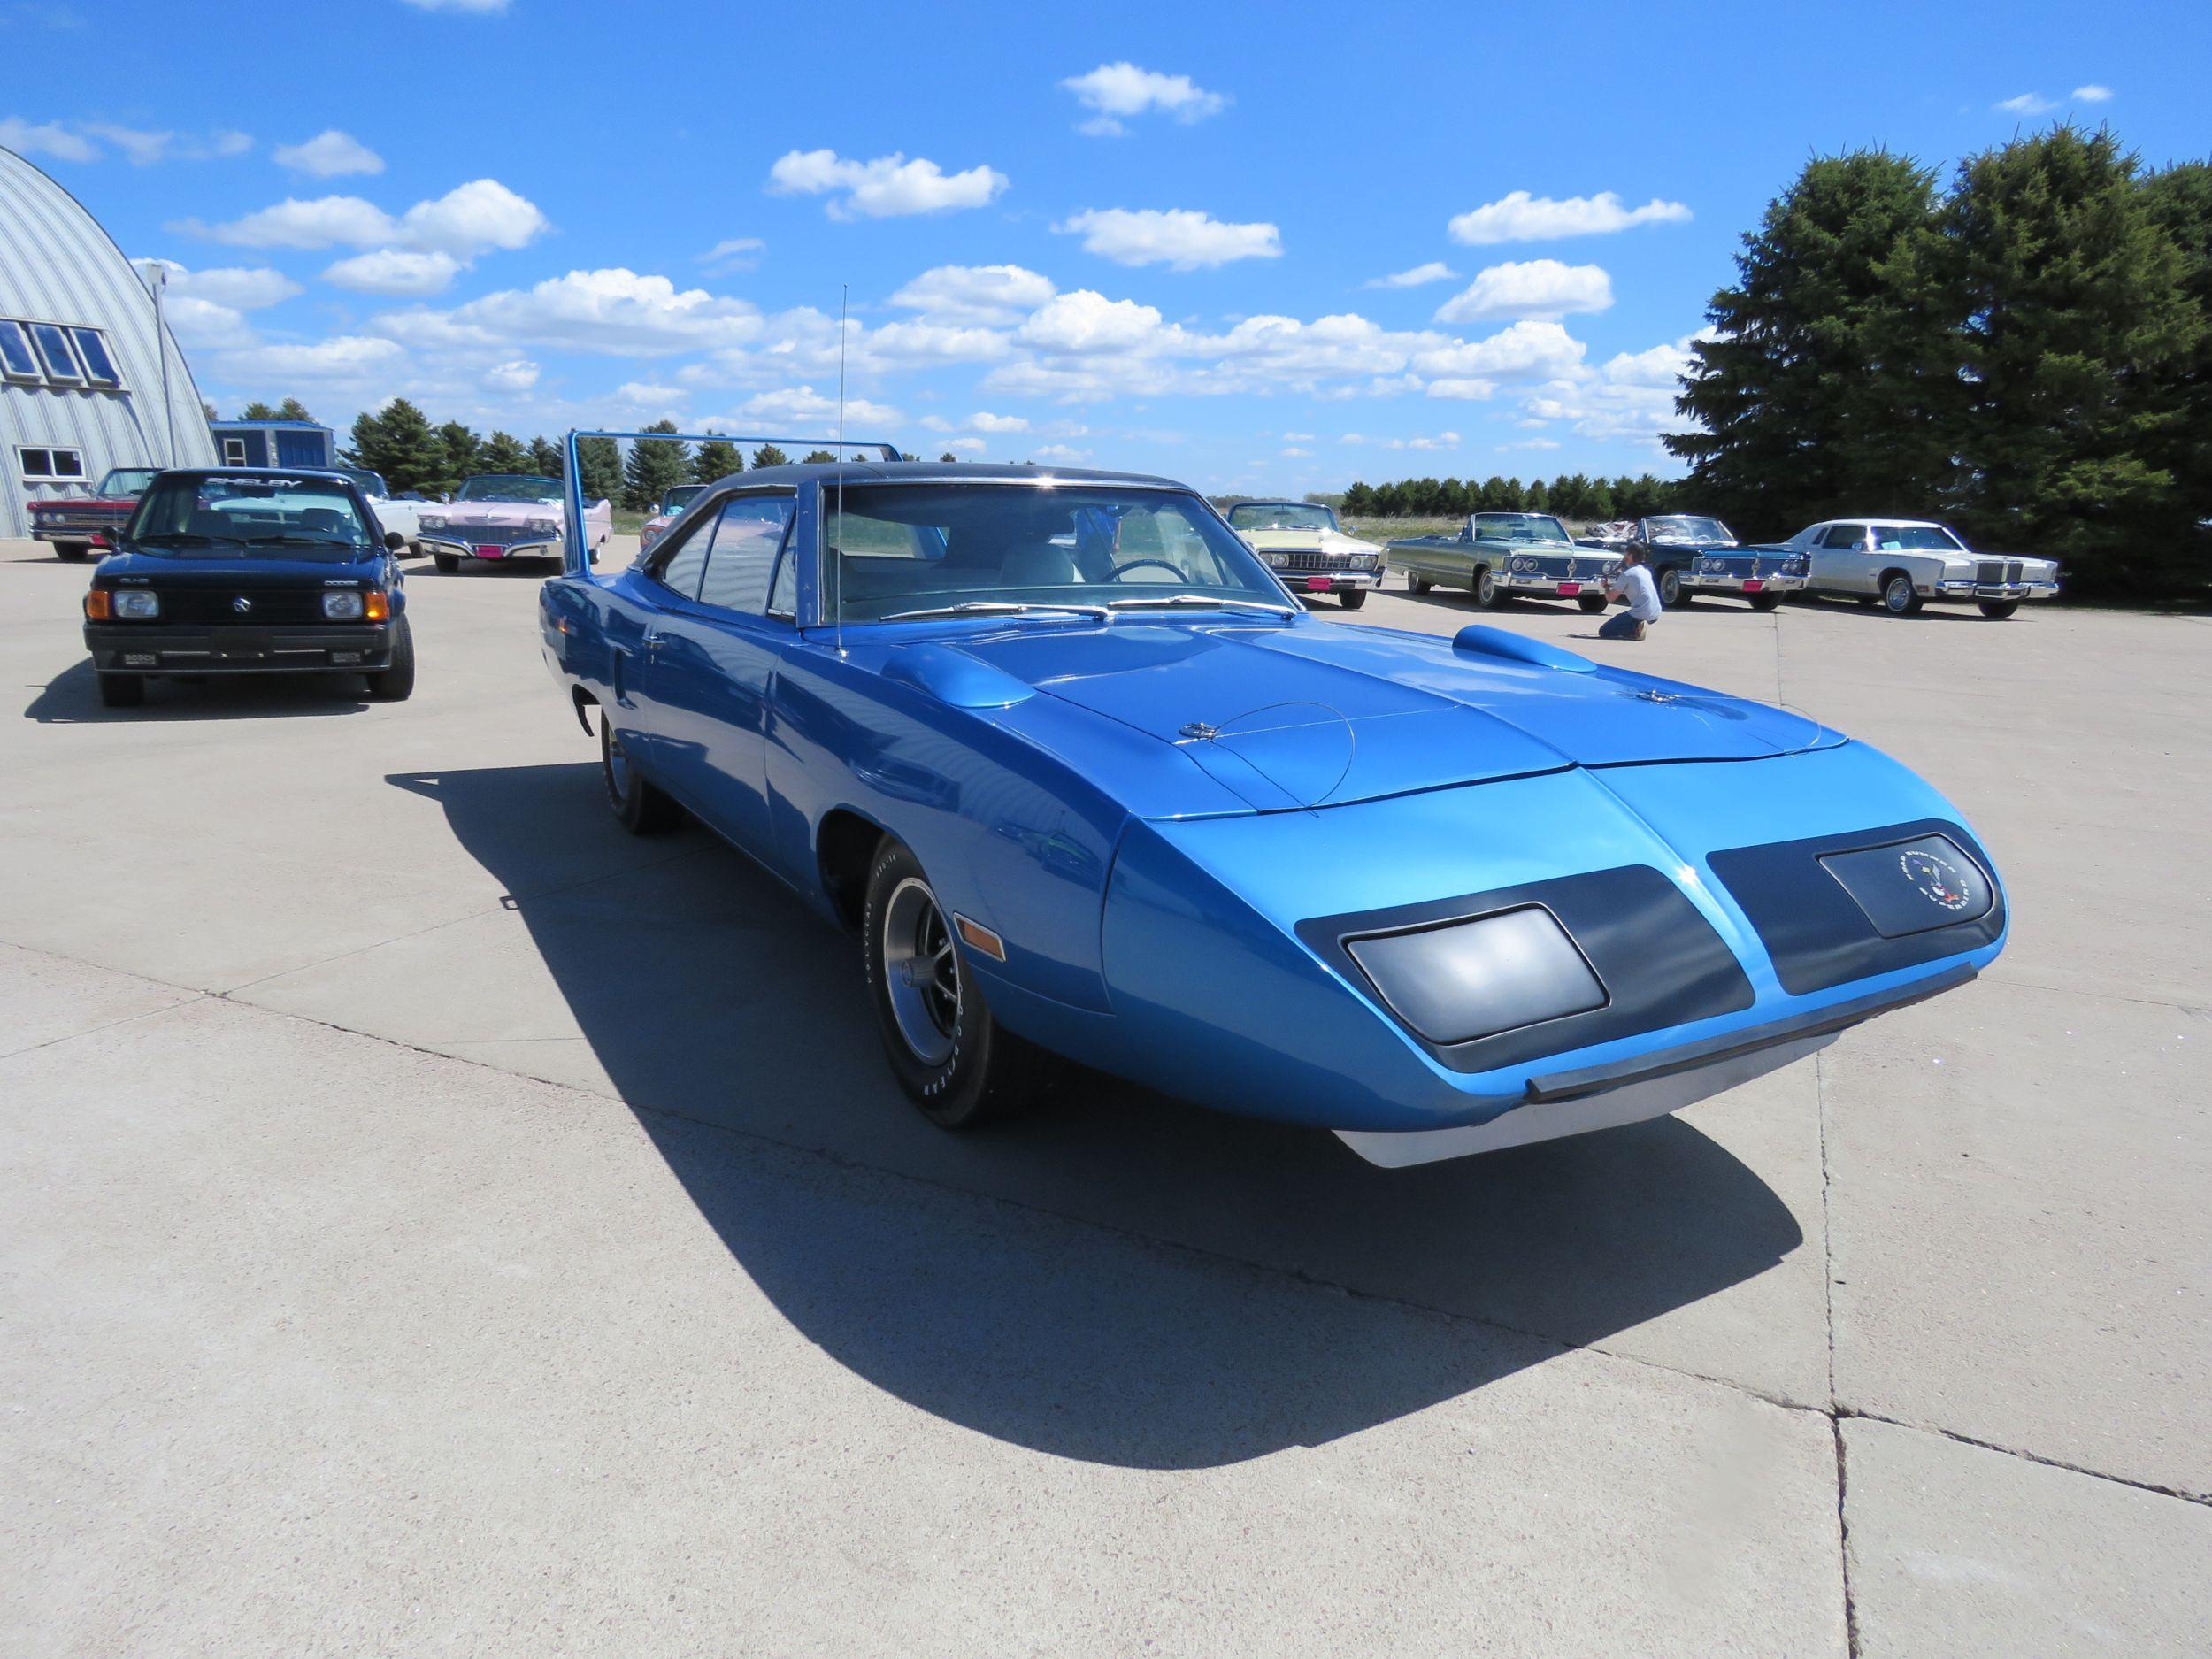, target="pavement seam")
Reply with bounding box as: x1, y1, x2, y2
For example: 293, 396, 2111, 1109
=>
1831, 1418, 1863, 1659
0, 988, 211, 1063
8, 934, 2209, 1516
1978, 972, 2209, 1015
1815, 1043, 1861, 1655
